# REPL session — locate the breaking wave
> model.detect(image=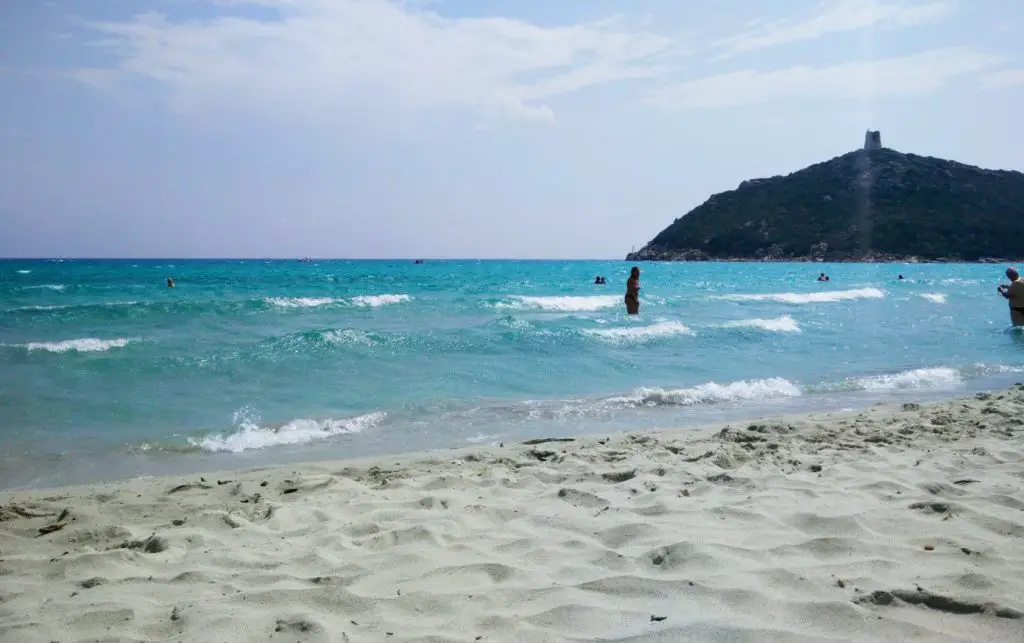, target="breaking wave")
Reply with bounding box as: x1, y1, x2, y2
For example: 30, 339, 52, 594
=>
350, 294, 411, 307
264, 297, 341, 309
24, 284, 66, 291
609, 377, 803, 408
721, 315, 801, 332
20, 338, 135, 353
190, 410, 385, 452
264, 294, 411, 309
608, 365, 983, 410
718, 287, 885, 304
823, 367, 963, 393
496, 295, 621, 312
920, 293, 947, 304
582, 320, 695, 344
